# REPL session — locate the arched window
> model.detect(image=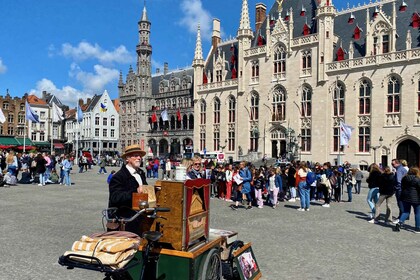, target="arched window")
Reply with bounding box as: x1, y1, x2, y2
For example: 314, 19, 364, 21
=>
333, 82, 345, 117
183, 115, 188, 129
214, 98, 221, 124
228, 96, 236, 123
302, 50, 312, 72
189, 114, 194, 130
252, 61, 259, 78
273, 45, 286, 75
359, 79, 371, 114
170, 81, 176, 91
200, 100, 206, 125
250, 93, 259, 121
171, 98, 176, 108
170, 116, 176, 130
301, 86, 312, 117
272, 87, 286, 121
387, 76, 400, 113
